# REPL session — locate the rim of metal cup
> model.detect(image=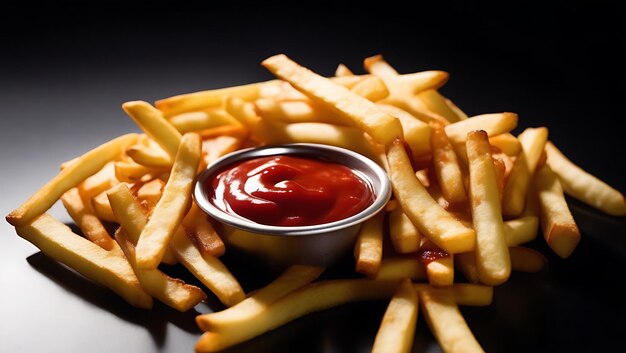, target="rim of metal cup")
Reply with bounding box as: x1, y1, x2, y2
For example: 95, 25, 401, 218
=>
194, 143, 391, 236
